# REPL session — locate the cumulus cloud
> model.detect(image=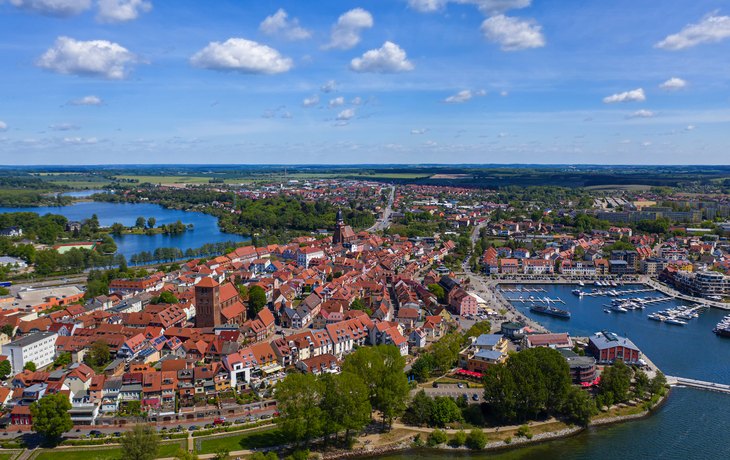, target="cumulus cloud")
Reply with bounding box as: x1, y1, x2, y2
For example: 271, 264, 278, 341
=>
445, 90, 473, 103
500, 90, 509, 96
641, 142, 652, 147
259, 9, 312, 40
281, 111, 292, 119
261, 109, 277, 118
475, 89, 487, 96
659, 77, 688, 90
320, 80, 337, 93
350, 97, 362, 105
0, 121, 7, 132
655, 13, 730, 50
190, 38, 293, 75
619, 139, 631, 144
36, 36, 140, 79
328, 97, 345, 109
49, 123, 80, 131
602, 88, 645, 104
67, 95, 104, 106
301, 94, 319, 108
336, 109, 355, 120
411, 128, 428, 134
349, 42, 415, 73
424, 140, 437, 147
498, 132, 509, 137
96, 0, 152, 23
480, 15, 545, 51
9, 0, 91, 17
62, 137, 98, 144
322, 8, 373, 50
626, 109, 657, 119
403, 0, 531, 15
686, 125, 695, 130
